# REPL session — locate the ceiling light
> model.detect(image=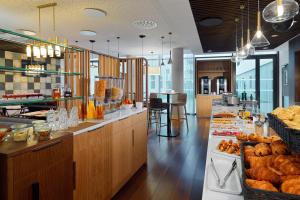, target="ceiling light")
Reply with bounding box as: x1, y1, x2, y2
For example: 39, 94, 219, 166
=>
271, 34, 279, 37
245, 0, 255, 55
251, 0, 270, 47
18, 29, 36, 36
132, 20, 158, 30
272, 17, 295, 32
199, 17, 223, 27
84, 8, 107, 18
263, 0, 299, 23
80, 30, 97, 36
